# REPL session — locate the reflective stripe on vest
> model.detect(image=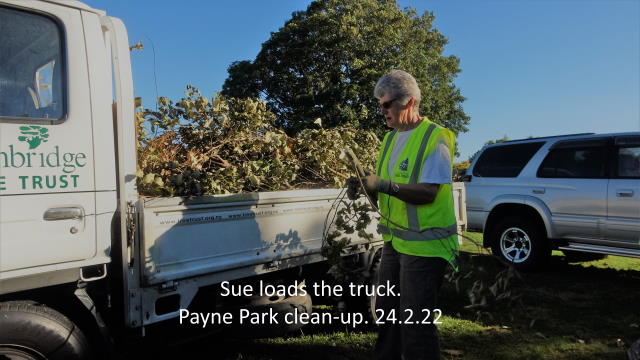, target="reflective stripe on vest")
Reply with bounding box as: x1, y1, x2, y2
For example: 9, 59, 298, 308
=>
376, 130, 397, 176
406, 124, 436, 231
377, 223, 457, 241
